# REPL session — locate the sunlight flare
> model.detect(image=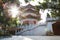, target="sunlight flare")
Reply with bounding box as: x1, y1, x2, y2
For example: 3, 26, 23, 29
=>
8, 5, 20, 18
